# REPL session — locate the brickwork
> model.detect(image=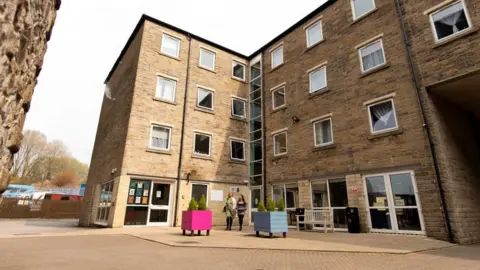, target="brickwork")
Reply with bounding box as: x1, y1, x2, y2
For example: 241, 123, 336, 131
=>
346, 174, 368, 232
